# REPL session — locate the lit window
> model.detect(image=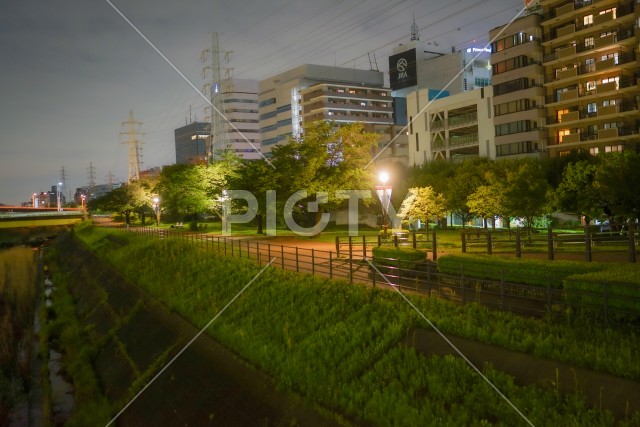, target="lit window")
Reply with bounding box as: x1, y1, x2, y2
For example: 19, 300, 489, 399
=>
583, 14, 593, 26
